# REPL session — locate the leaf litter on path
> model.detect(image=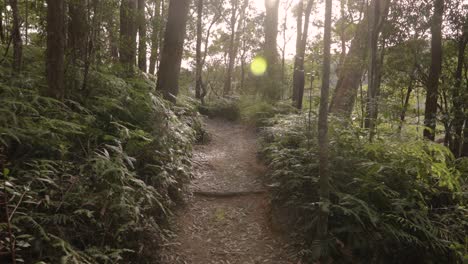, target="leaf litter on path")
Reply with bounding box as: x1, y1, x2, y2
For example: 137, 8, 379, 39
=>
160, 118, 297, 264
